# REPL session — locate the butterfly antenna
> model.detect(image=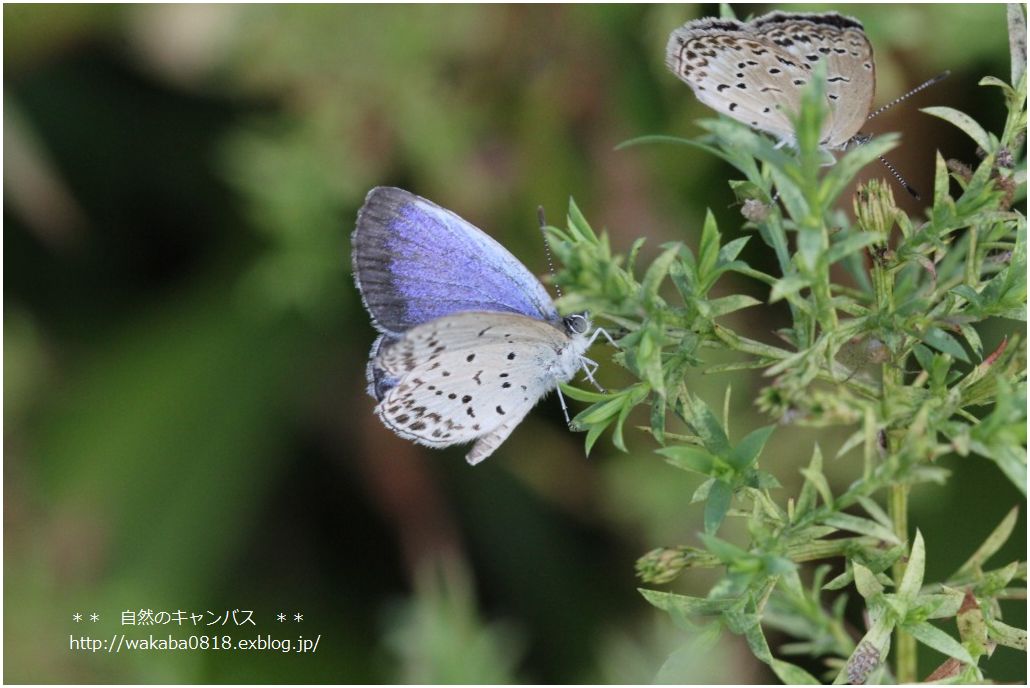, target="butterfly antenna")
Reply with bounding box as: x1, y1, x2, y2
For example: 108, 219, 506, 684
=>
858, 72, 949, 200
878, 155, 921, 200
537, 206, 563, 299
866, 71, 951, 121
